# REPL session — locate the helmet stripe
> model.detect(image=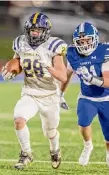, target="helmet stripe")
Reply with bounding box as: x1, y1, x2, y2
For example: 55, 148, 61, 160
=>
48, 19, 52, 27
33, 12, 40, 24
79, 23, 84, 33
